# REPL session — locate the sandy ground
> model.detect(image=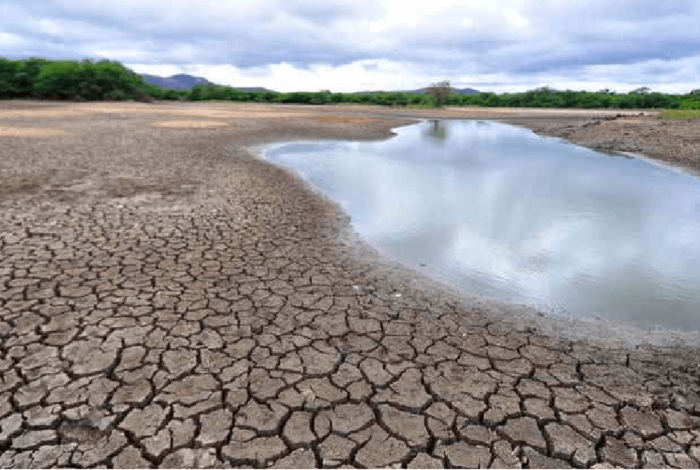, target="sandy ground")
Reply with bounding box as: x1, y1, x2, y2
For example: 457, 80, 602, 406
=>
0, 101, 699, 468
